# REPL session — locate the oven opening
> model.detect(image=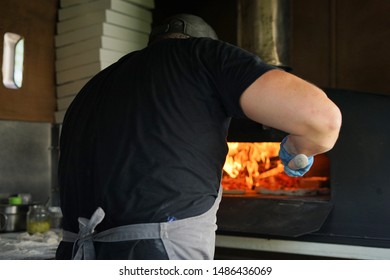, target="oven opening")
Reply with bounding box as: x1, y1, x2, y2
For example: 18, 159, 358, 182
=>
222, 142, 330, 201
